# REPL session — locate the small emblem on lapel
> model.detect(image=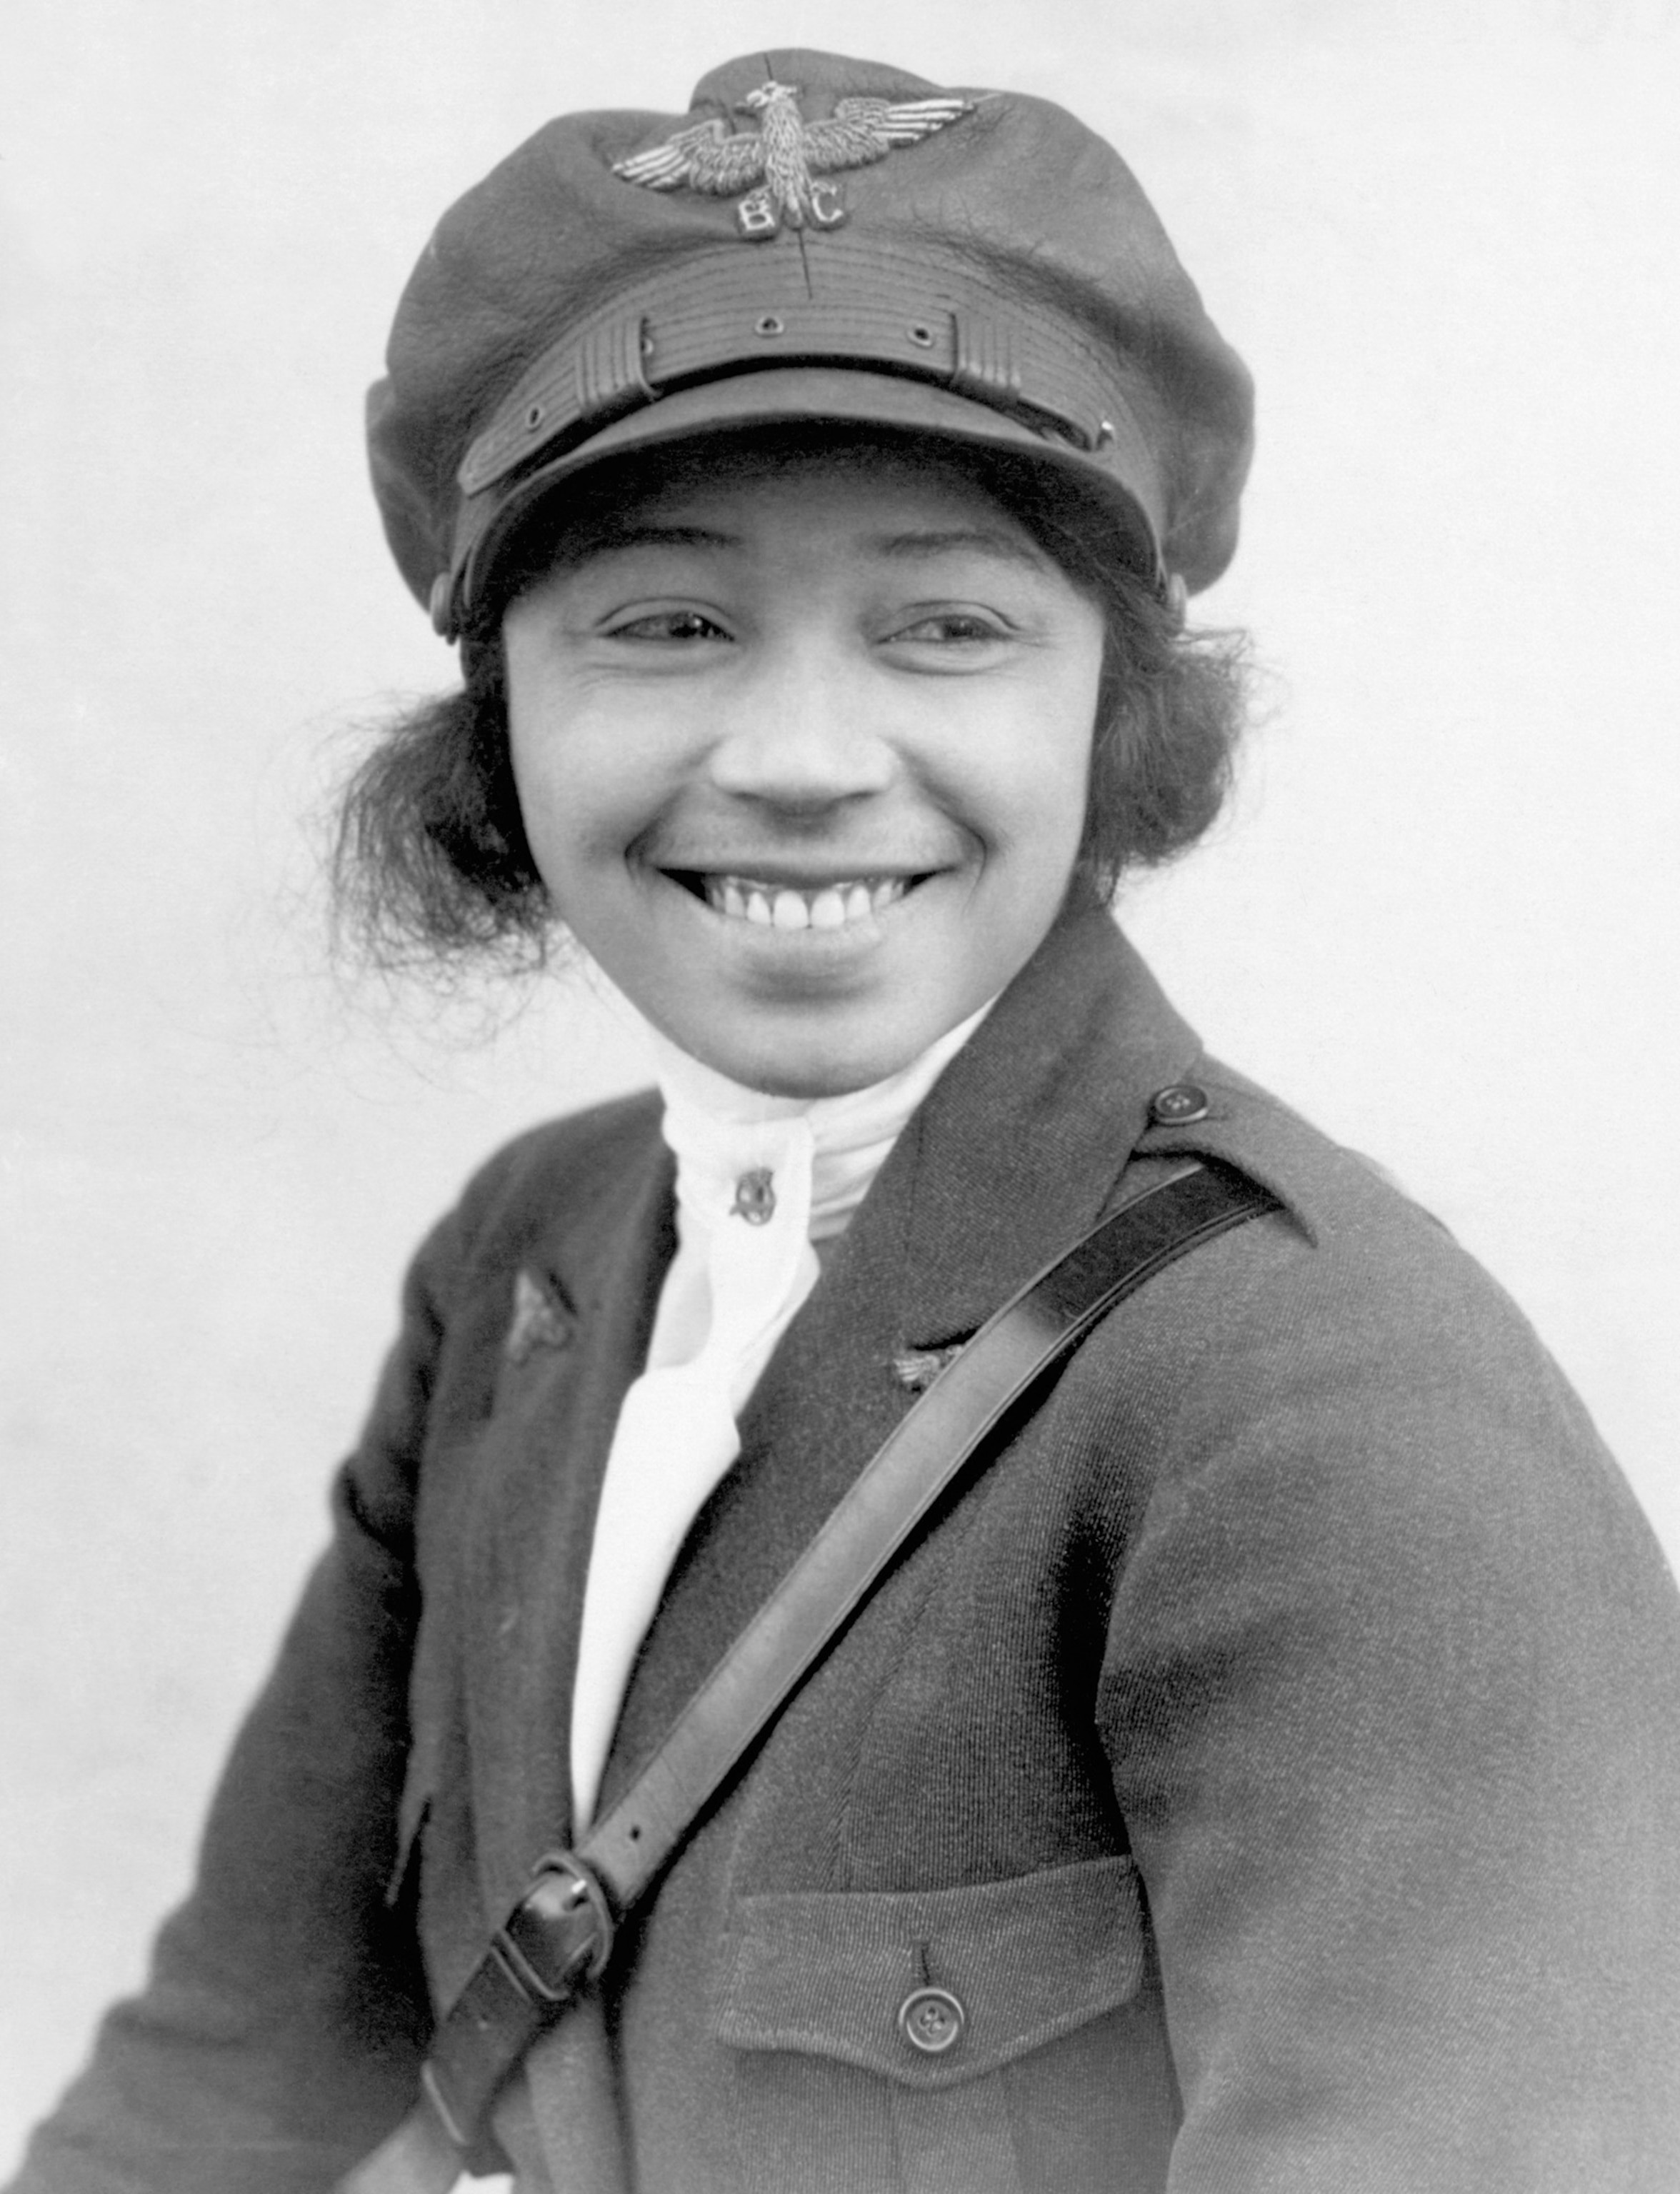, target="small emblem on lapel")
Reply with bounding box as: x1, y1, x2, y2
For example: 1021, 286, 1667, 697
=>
504, 1268, 575, 1366
891, 1341, 969, 1393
